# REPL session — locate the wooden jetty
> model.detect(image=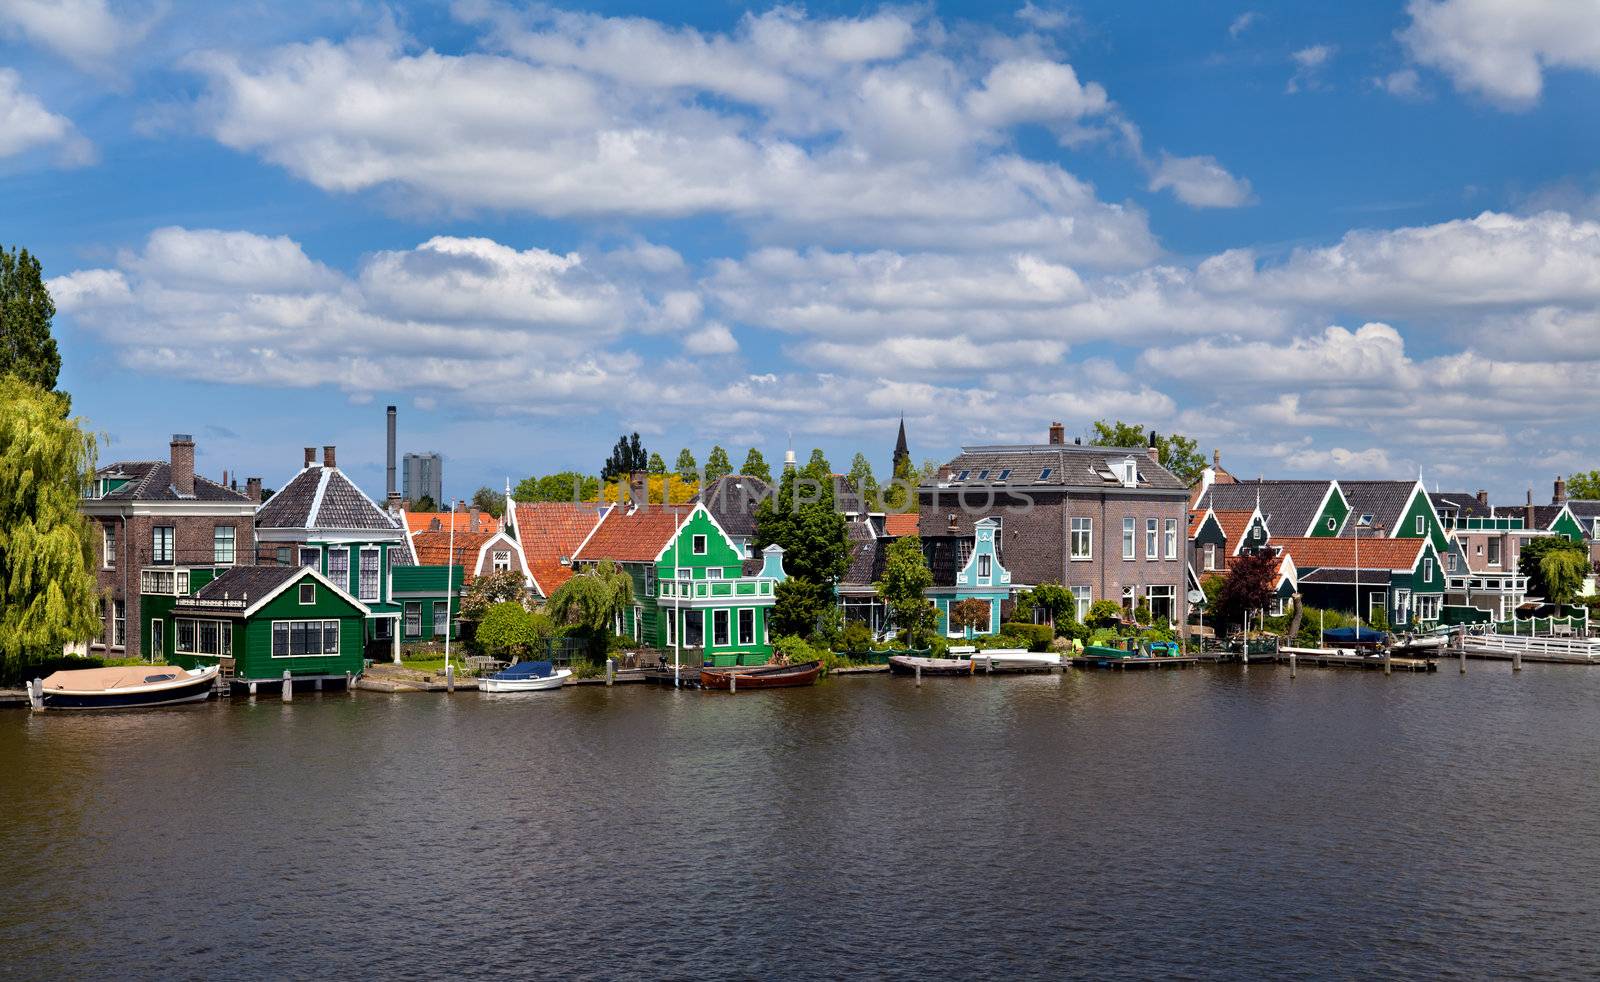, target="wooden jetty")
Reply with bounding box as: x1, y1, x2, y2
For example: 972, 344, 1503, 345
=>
1069, 655, 1198, 670
1278, 650, 1436, 672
